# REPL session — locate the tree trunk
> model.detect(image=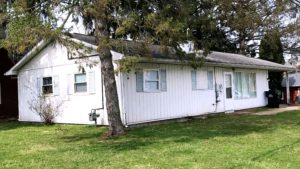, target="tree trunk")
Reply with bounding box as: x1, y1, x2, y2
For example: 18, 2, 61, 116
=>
100, 51, 125, 137
239, 32, 246, 55
94, 2, 125, 137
